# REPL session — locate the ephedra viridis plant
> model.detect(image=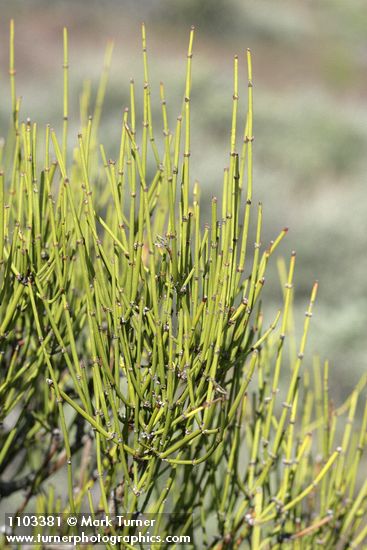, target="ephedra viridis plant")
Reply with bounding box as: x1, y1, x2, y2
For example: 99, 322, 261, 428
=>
0, 21, 366, 550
